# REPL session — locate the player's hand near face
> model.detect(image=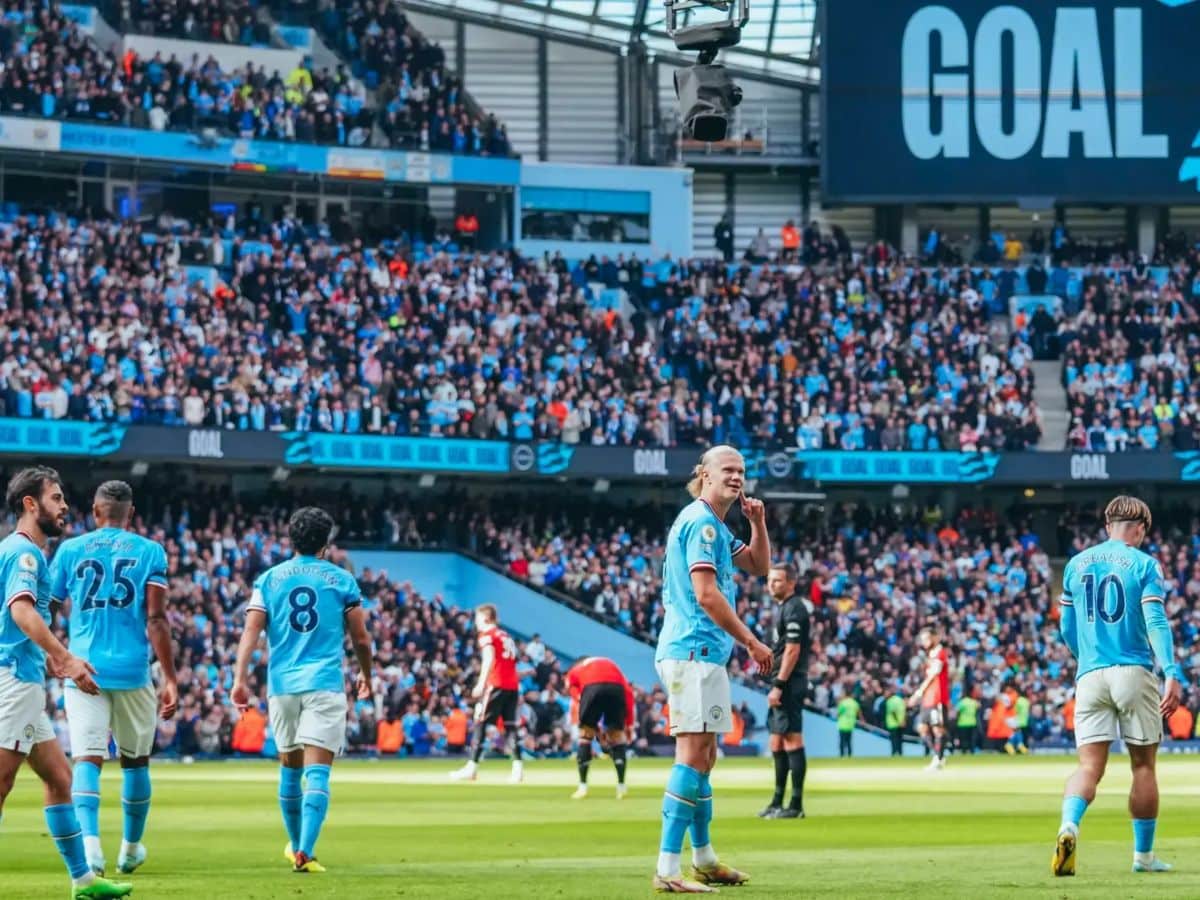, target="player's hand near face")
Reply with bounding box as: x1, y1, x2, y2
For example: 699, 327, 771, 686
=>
747, 638, 773, 674
740, 494, 766, 527
231, 679, 253, 712
767, 686, 783, 707
356, 672, 373, 701
158, 679, 179, 719
1161, 676, 1182, 717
